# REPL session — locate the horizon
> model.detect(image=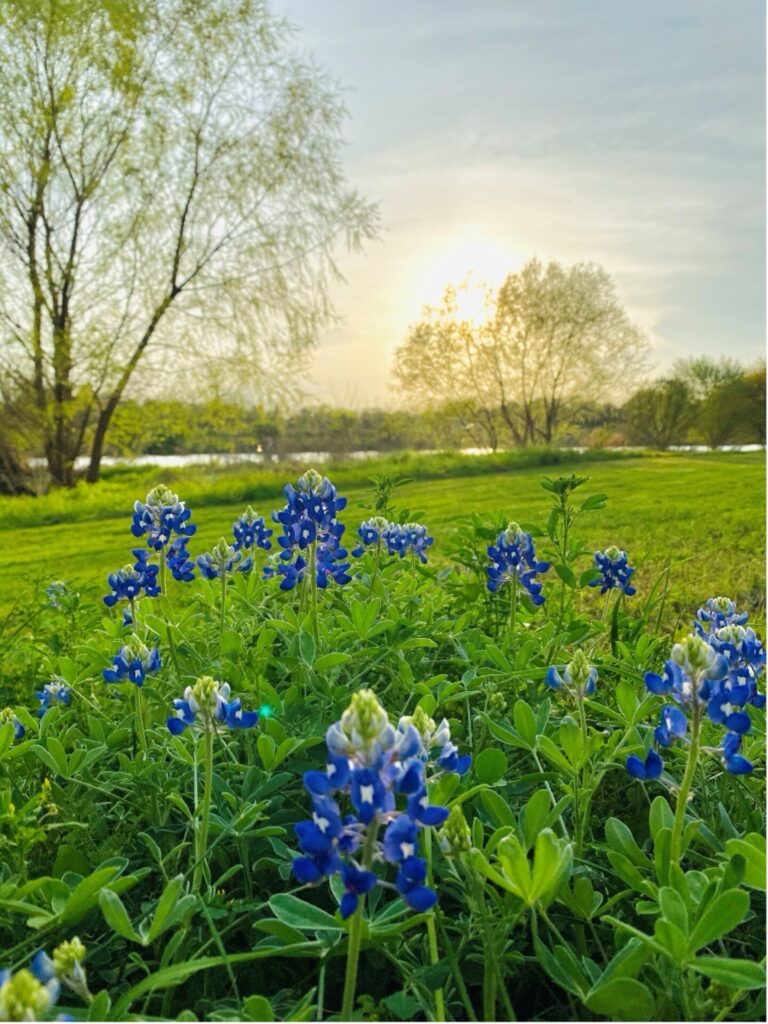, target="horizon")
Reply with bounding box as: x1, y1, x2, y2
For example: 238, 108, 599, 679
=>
272, 0, 766, 408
